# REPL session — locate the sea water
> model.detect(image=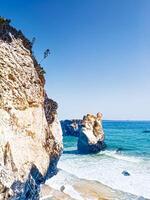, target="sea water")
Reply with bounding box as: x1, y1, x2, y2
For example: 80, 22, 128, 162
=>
50, 121, 150, 199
